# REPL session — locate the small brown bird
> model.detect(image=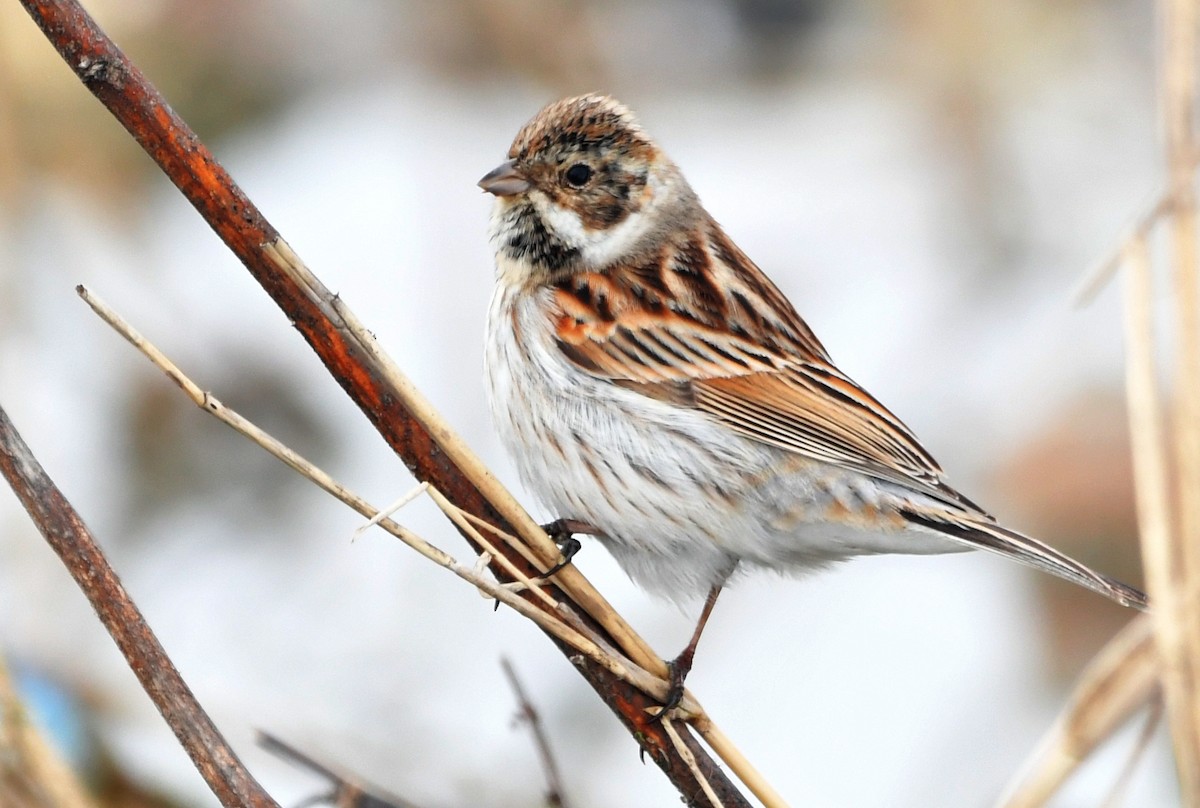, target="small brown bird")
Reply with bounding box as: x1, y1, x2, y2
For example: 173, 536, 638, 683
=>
479, 94, 1146, 708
